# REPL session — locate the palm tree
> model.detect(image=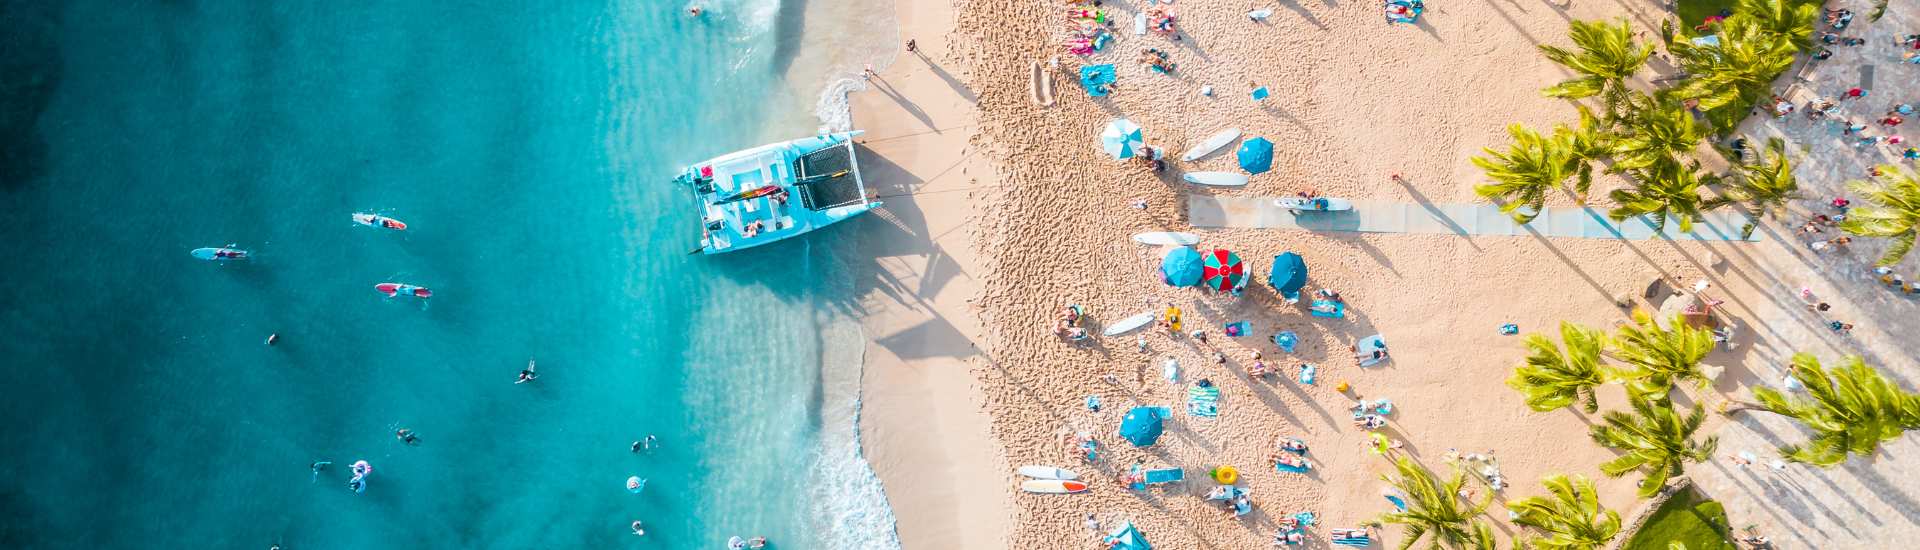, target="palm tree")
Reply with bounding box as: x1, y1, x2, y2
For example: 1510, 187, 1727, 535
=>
1706, 137, 1802, 239
1508, 474, 1623, 550
1610, 310, 1717, 395
1750, 353, 1920, 466
1377, 456, 1496, 550
1611, 161, 1718, 233
1670, 18, 1797, 112
1590, 395, 1719, 497
1734, 0, 1818, 51
1840, 165, 1920, 266
1608, 100, 1709, 172
1507, 322, 1613, 413
1539, 19, 1655, 111
1475, 124, 1575, 224
1555, 104, 1613, 202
